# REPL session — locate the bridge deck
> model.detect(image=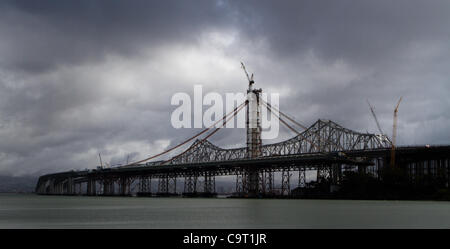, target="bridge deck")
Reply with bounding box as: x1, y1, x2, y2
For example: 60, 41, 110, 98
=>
37, 145, 450, 182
